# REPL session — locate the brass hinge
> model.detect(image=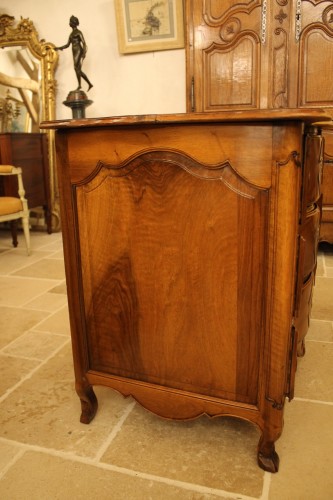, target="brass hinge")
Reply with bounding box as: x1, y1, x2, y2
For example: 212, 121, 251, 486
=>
191, 77, 195, 112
